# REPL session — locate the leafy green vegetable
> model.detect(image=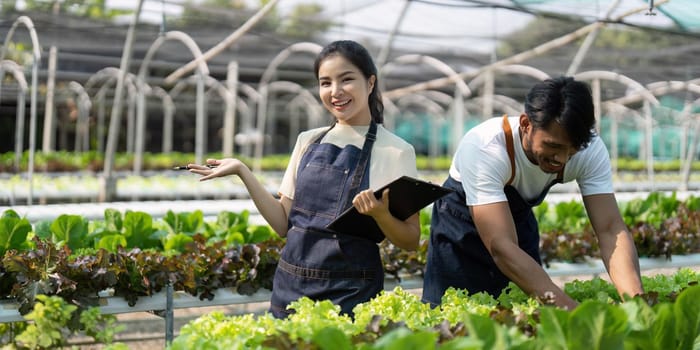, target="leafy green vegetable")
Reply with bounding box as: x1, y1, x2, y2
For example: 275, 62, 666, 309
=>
50, 214, 89, 250
0, 209, 32, 256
